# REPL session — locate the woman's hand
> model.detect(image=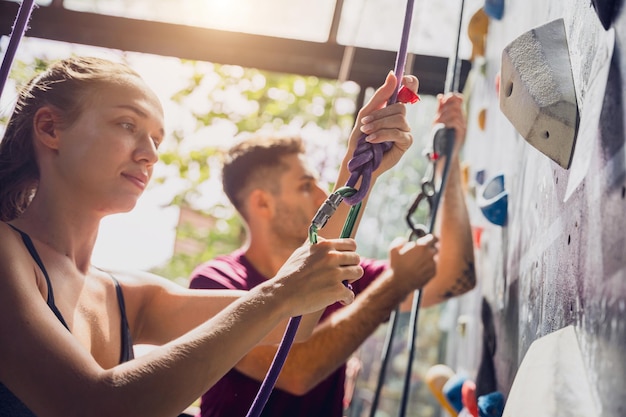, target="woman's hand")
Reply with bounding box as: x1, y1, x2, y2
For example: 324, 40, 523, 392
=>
345, 71, 420, 178
272, 238, 363, 316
